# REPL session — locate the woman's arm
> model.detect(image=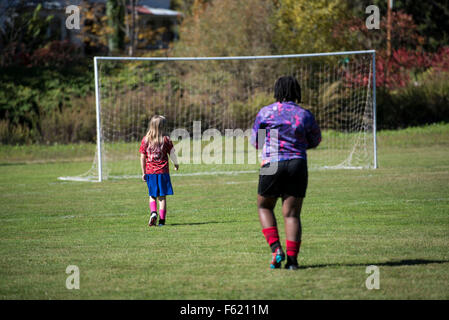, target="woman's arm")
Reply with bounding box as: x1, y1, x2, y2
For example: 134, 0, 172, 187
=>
305, 111, 322, 149
250, 110, 265, 149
